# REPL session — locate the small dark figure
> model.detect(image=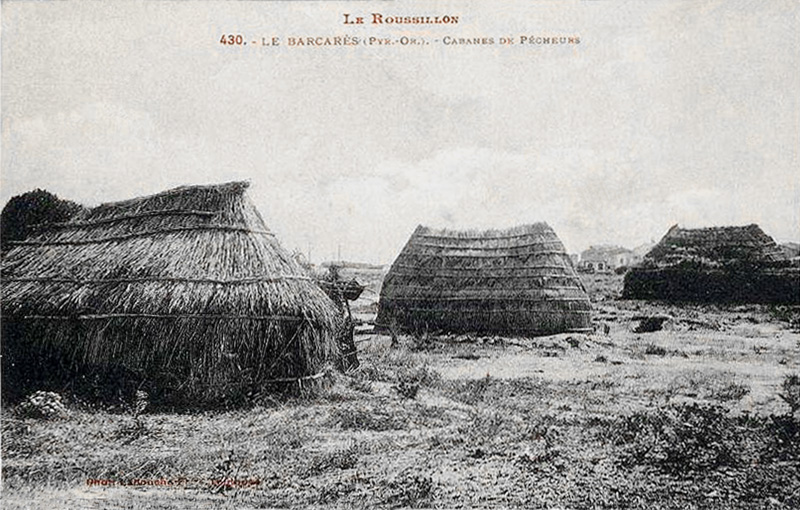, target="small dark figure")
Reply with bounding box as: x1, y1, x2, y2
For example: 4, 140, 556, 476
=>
321, 265, 361, 371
